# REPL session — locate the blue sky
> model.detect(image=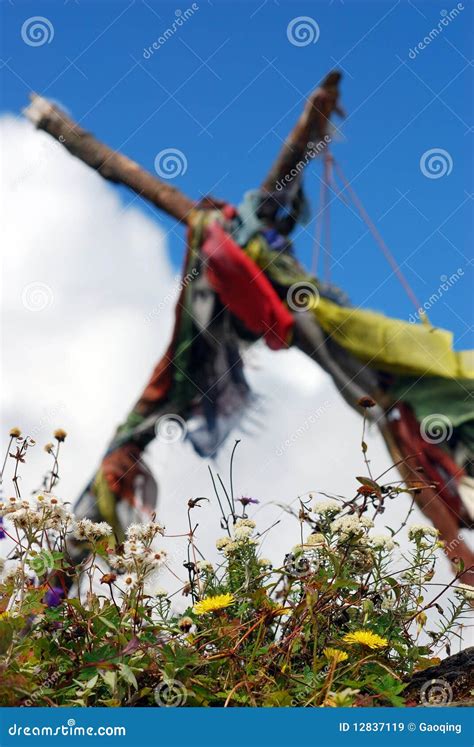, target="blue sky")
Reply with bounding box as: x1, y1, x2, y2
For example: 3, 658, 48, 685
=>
1, 0, 472, 345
